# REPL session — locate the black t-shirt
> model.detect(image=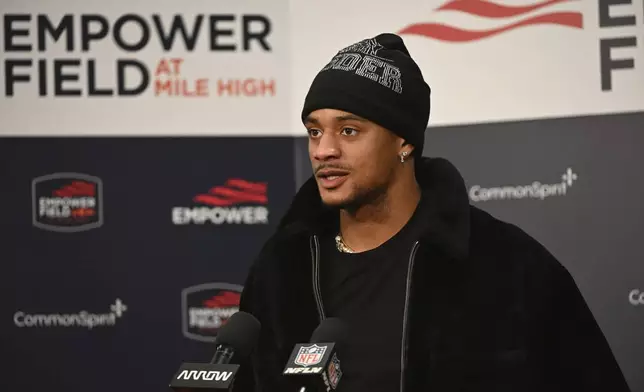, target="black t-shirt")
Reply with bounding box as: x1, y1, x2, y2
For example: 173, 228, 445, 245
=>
319, 197, 428, 392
